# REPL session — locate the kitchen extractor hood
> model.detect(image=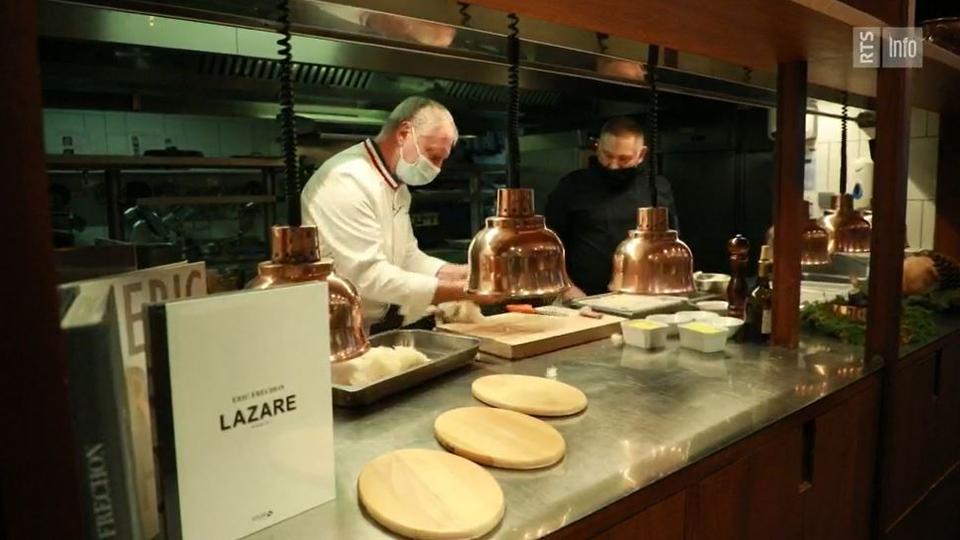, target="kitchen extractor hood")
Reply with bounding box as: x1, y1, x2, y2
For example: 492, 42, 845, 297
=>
39, 0, 872, 121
